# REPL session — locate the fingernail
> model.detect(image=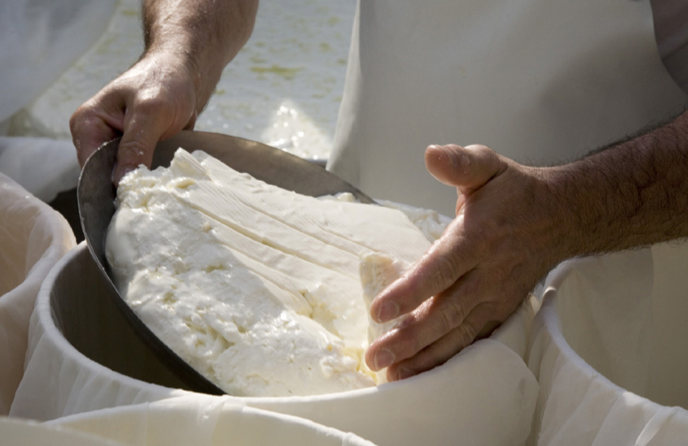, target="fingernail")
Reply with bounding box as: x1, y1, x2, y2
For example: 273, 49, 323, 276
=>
397, 367, 416, 380
459, 153, 469, 170
445, 148, 460, 168
374, 349, 395, 370
377, 301, 399, 322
